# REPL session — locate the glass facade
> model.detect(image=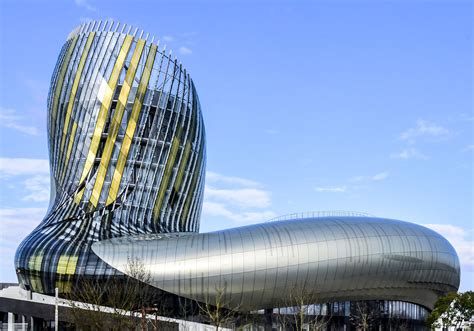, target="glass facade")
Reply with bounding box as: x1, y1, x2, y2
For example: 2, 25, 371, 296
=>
268, 300, 430, 331
15, 21, 206, 295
